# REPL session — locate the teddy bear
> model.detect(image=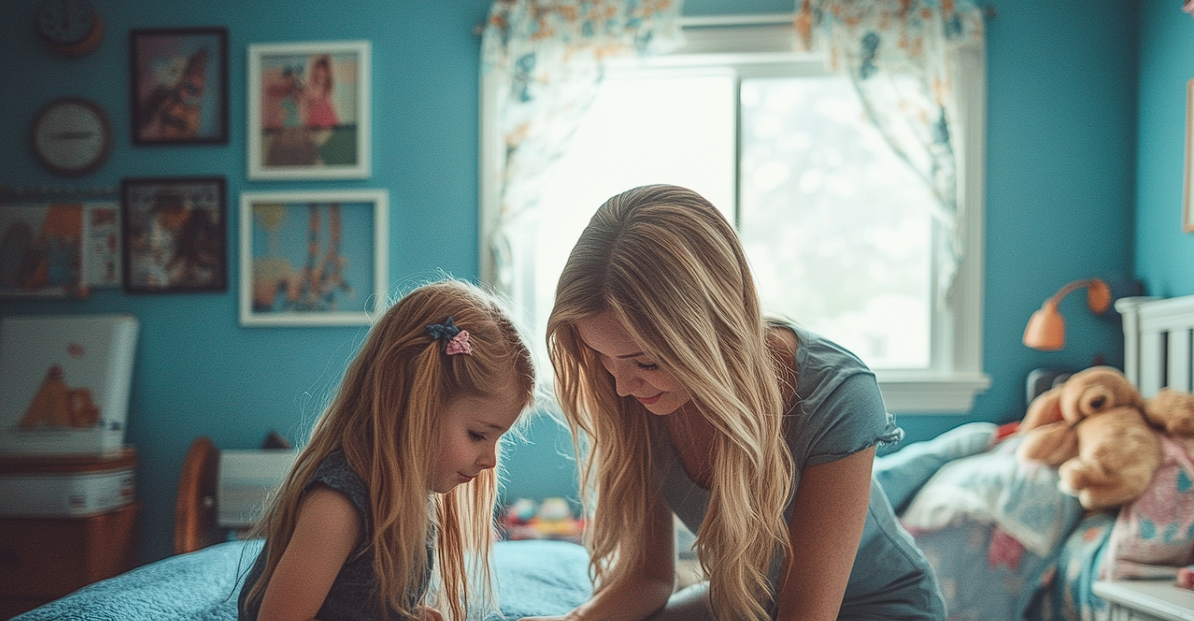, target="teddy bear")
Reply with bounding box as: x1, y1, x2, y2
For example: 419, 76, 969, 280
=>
1099, 387, 1194, 579
1016, 365, 1163, 510
1144, 387, 1194, 452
